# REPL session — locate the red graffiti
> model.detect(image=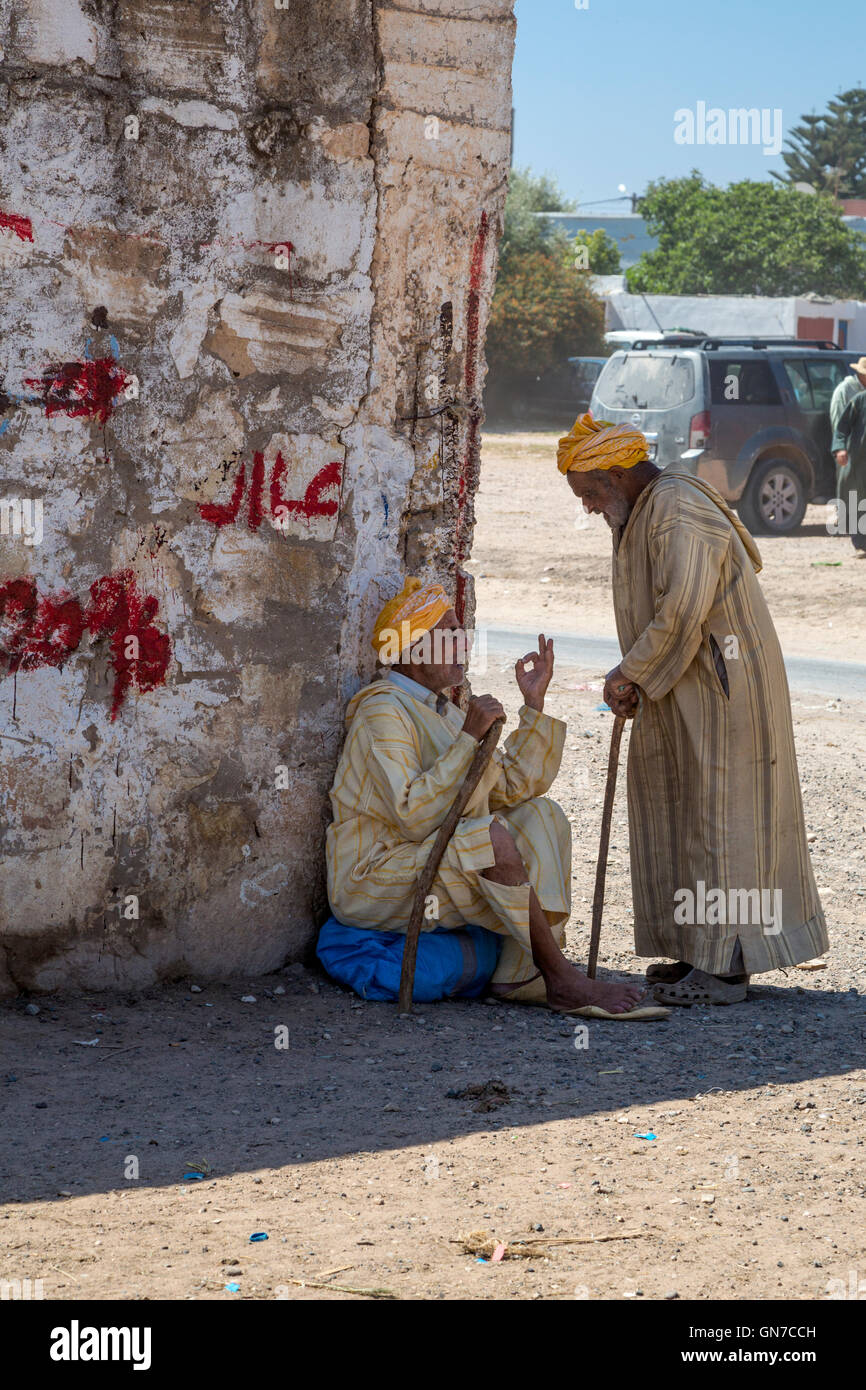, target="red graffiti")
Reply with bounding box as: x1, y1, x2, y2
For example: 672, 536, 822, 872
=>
270, 454, 341, 525
87, 570, 172, 719
0, 210, 34, 243
247, 451, 267, 531
0, 578, 85, 673
198, 463, 246, 528
0, 570, 170, 719
199, 453, 341, 531
23, 357, 130, 424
